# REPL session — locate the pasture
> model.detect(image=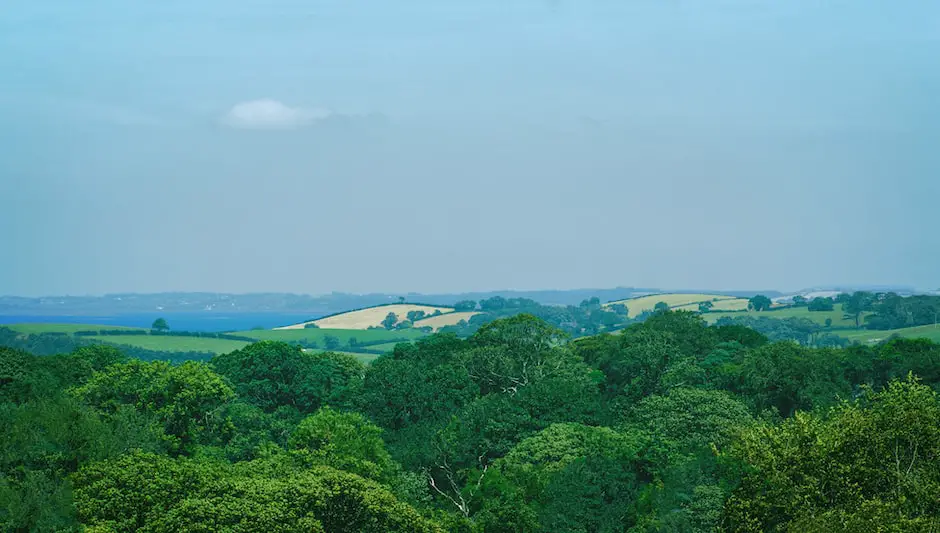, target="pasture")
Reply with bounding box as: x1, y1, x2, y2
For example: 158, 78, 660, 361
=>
6, 323, 145, 334
604, 293, 748, 318
234, 327, 426, 345
413, 311, 480, 331
89, 335, 250, 354
702, 304, 871, 329
839, 324, 940, 344
278, 304, 456, 330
